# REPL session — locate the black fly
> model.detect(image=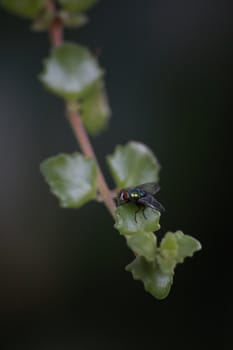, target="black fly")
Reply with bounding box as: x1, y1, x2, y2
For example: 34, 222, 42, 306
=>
117, 182, 165, 222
